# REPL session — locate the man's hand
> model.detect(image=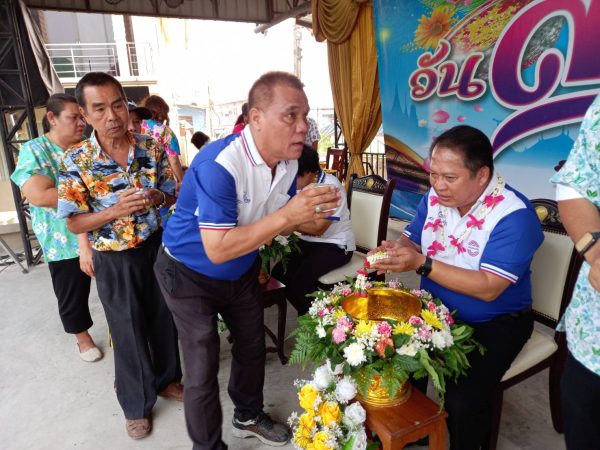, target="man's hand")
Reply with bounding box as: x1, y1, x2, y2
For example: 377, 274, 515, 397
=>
112, 188, 148, 217
144, 188, 167, 208
281, 185, 341, 226
369, 243, 426, 275
77, 234, 95, 277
